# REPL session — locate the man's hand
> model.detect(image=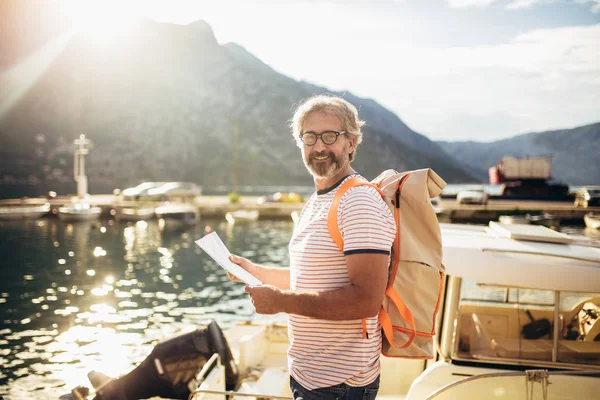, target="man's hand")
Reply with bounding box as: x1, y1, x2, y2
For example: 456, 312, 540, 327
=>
228, 254, 259, 282
245, 285, 283, 314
